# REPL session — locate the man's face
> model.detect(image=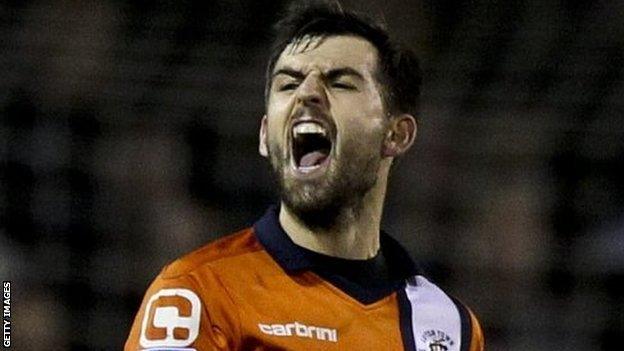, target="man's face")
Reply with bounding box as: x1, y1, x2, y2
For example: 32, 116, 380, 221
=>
260, 35, 389, 224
